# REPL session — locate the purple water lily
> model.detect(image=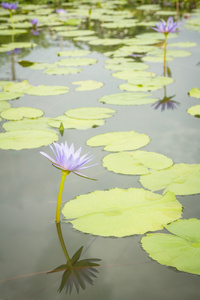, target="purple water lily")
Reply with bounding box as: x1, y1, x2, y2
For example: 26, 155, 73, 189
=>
40, 141, 97, 179
30, 18, 39, 35
152, 16, 179, 34
56, 8, 67, 14
1, 2, 18, 10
